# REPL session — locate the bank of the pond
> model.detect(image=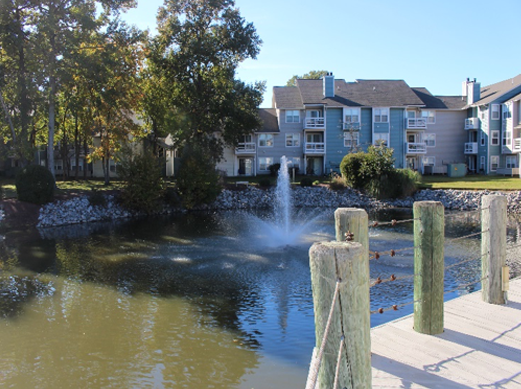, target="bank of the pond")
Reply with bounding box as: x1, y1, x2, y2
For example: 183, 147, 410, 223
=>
29, 186, 521, 228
